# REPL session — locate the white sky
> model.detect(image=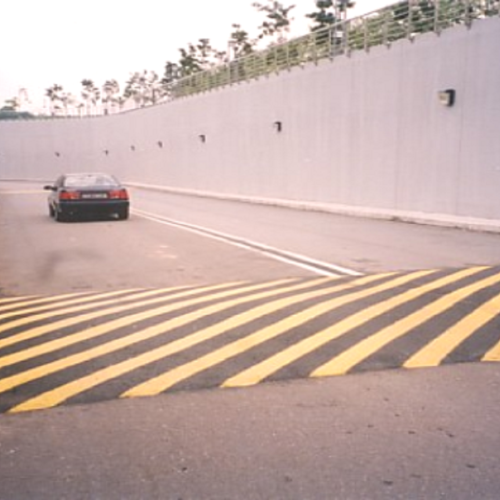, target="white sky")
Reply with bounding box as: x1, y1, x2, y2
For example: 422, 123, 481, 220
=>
0, 0, 394, 110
